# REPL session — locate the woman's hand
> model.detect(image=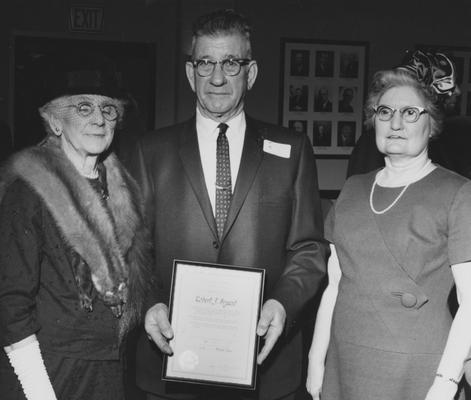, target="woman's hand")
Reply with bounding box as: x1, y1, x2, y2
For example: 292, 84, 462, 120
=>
306, 360, 324, 400
424, 377, 458, 400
